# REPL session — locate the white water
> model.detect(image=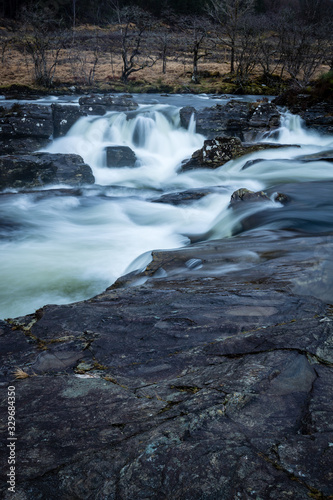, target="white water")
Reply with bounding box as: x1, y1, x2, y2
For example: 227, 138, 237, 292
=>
1, 100, 333, 319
